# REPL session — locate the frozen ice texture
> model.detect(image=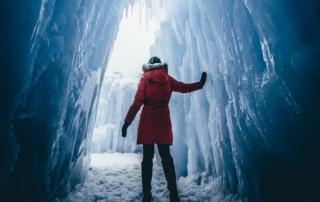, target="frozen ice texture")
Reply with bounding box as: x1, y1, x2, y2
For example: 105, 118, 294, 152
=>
1, 0, 319, 201
148, 0, 320, 201
1, 0, 135, 201
92, 73, 142, 154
